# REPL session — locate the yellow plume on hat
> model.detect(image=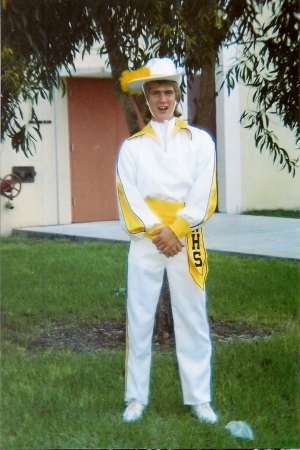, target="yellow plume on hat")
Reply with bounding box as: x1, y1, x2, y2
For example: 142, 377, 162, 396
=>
120, 66, 151, 94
